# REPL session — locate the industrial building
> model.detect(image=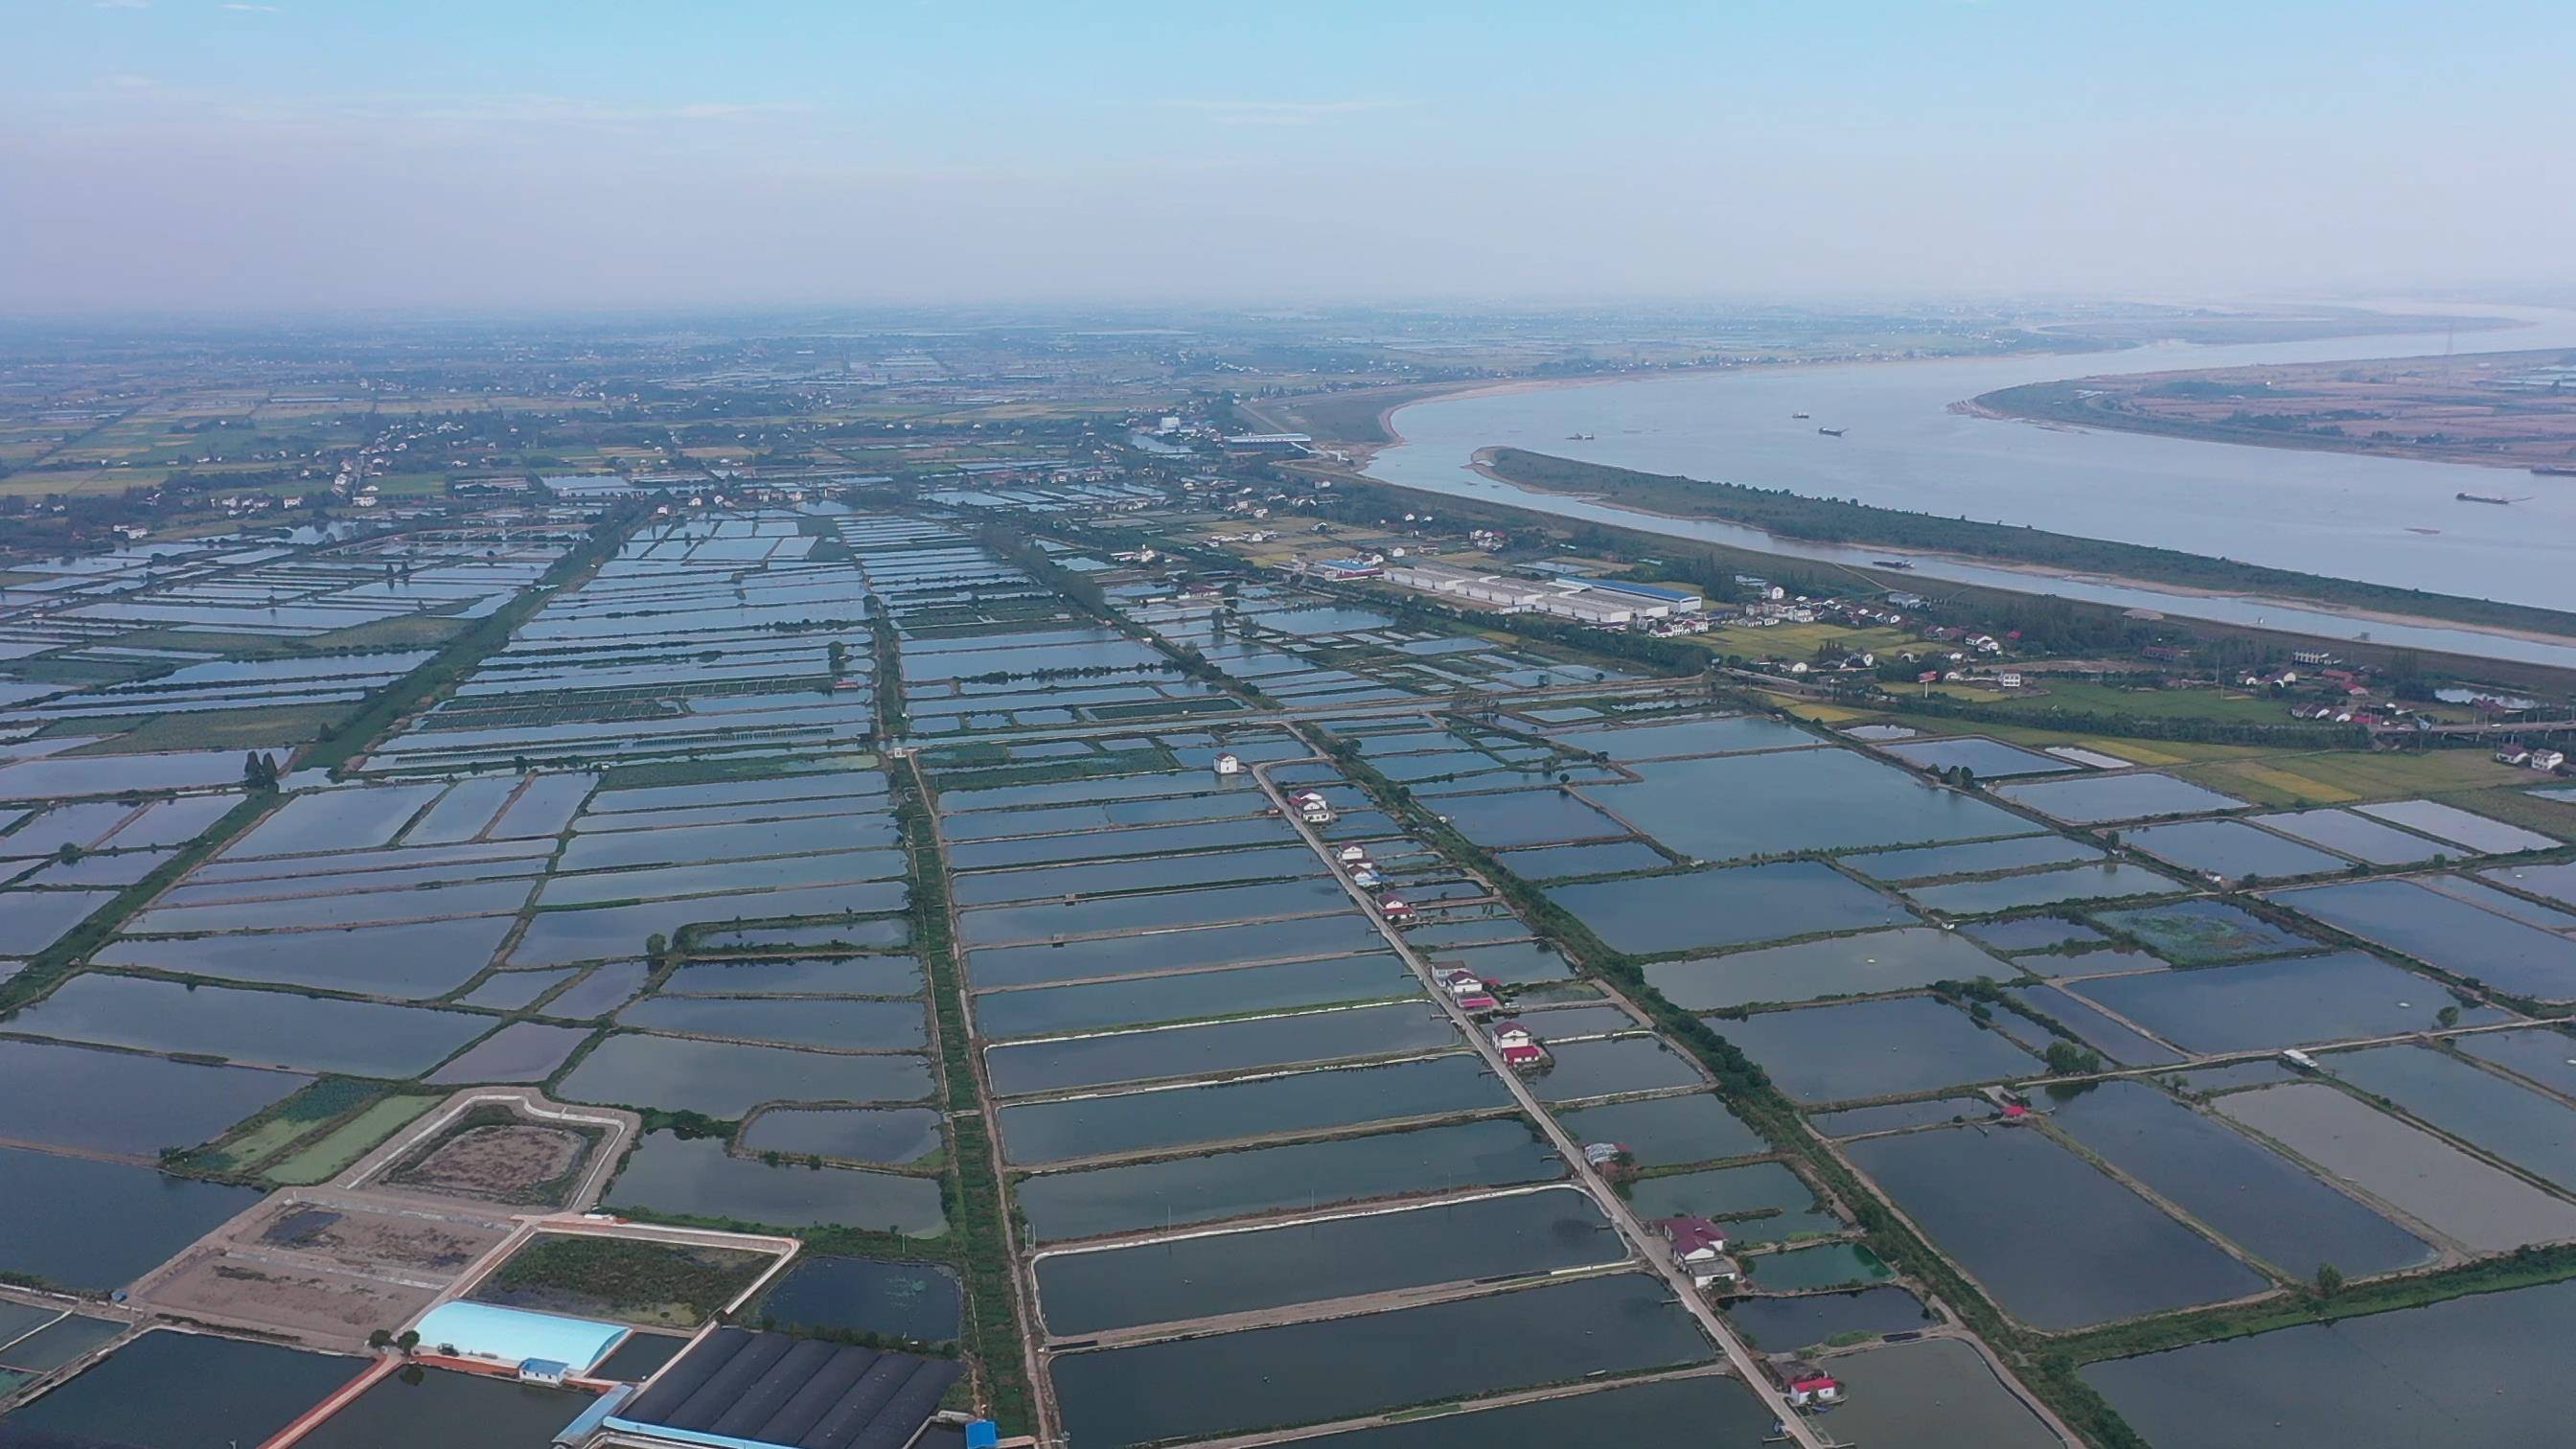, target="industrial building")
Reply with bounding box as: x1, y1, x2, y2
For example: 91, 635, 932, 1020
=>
582, 1326, 964, 1449
1382, 560, 1704, 627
